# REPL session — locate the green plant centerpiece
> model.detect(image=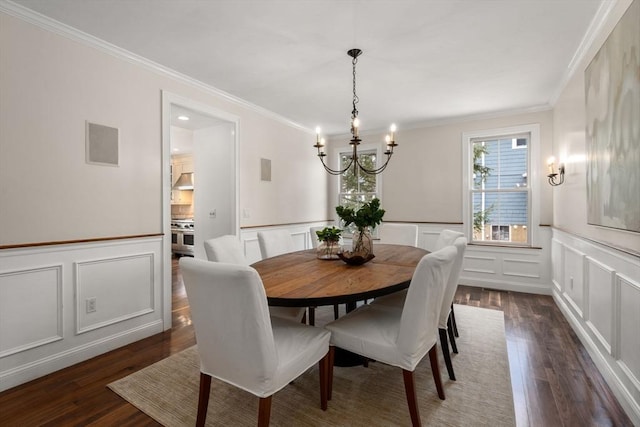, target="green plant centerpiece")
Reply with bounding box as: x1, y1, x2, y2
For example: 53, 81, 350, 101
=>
335, 198, 385, 264
315, 226, 343, 260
